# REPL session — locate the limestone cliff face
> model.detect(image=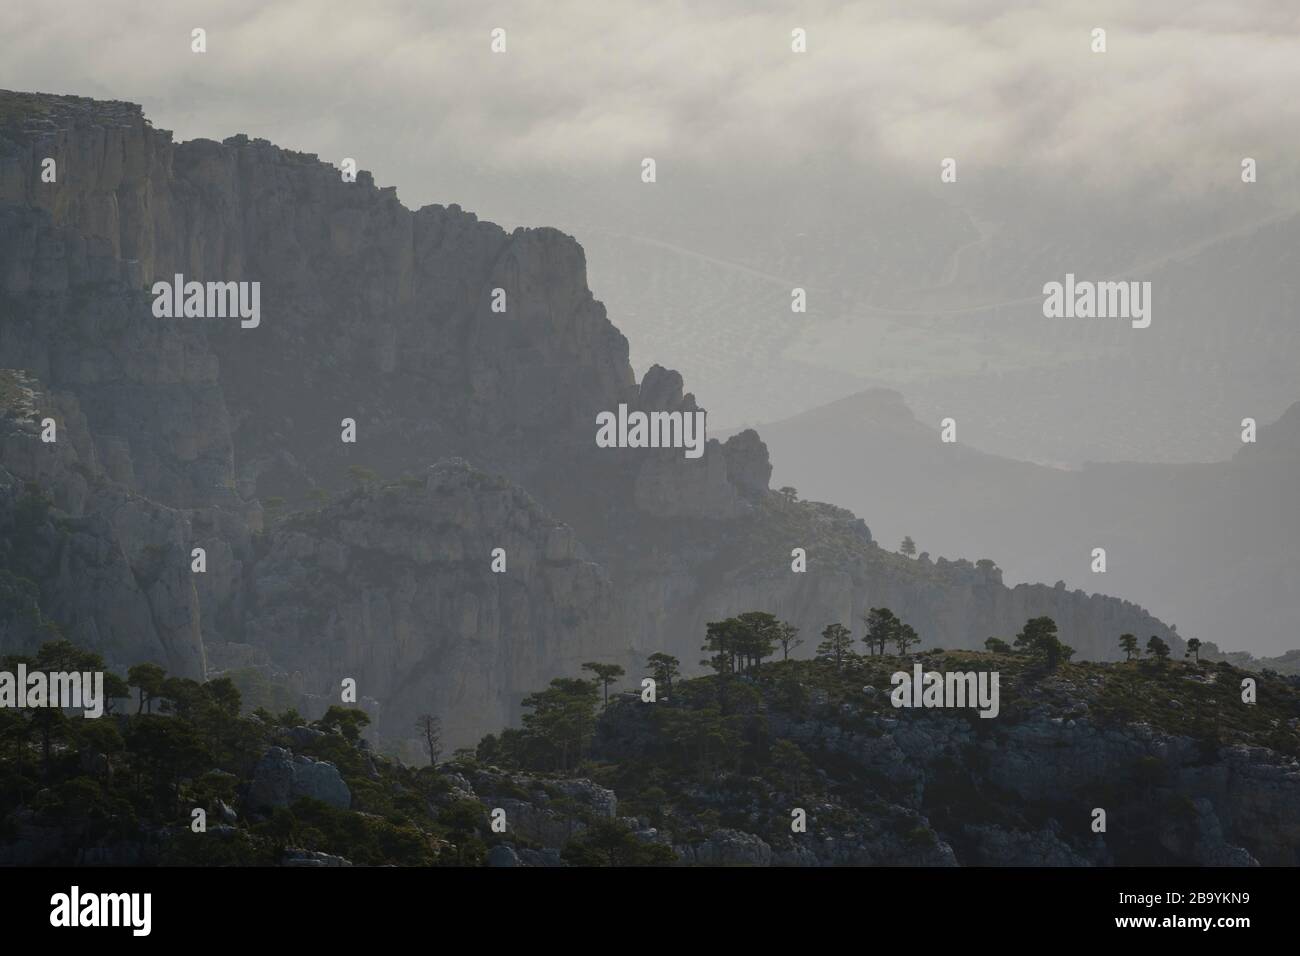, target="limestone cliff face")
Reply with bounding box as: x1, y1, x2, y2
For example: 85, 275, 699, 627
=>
0, 370, 204, 677
0, 204, 238, 510
0, 93, 643, 510
240, 460, 622, 747
0, 90, 1188, 746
